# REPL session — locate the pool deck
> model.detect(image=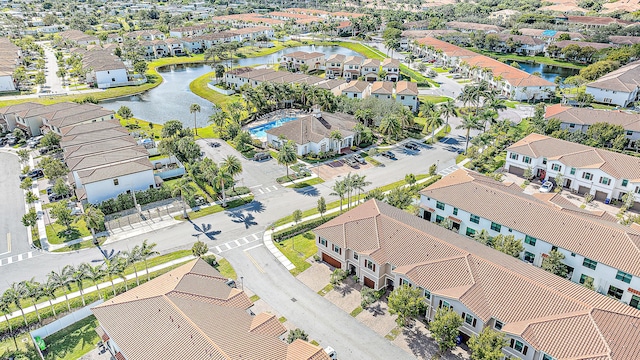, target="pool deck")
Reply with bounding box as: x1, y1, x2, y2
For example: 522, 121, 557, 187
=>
244, 108, 307, 130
